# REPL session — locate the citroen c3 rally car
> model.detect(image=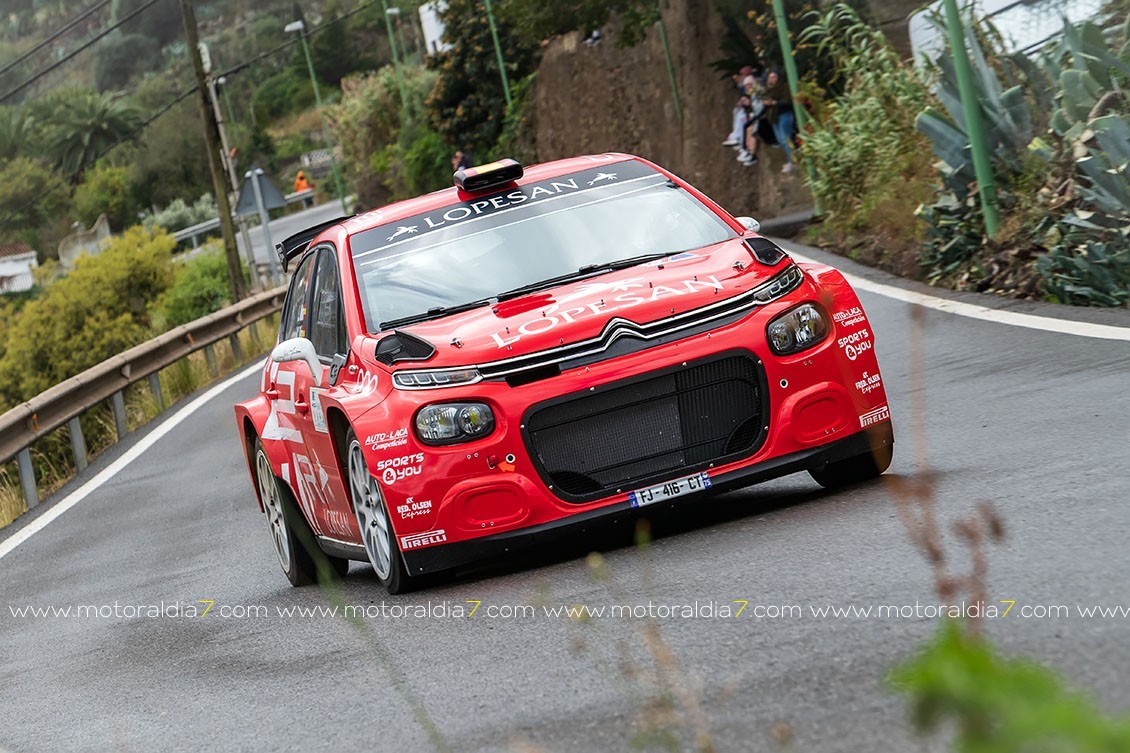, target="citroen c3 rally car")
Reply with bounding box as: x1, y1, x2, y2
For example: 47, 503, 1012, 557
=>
235, 154, 893, 592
